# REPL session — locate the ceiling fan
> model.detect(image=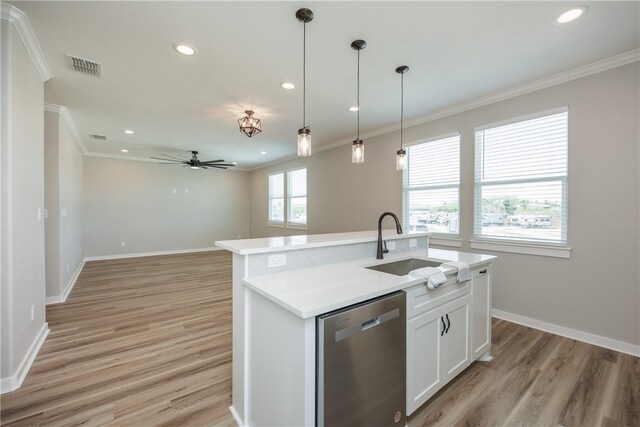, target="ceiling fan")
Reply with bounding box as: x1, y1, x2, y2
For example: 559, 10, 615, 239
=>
150, 151, 235, 170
